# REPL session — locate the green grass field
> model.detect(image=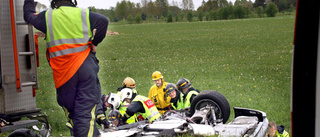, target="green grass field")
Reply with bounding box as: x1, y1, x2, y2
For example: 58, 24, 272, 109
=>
1, 15, 295, 136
